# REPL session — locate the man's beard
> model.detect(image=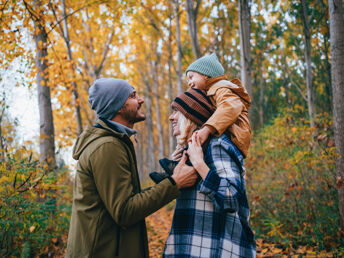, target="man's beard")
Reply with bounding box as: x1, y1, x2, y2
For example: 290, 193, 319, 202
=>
122, 106, 146, 124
